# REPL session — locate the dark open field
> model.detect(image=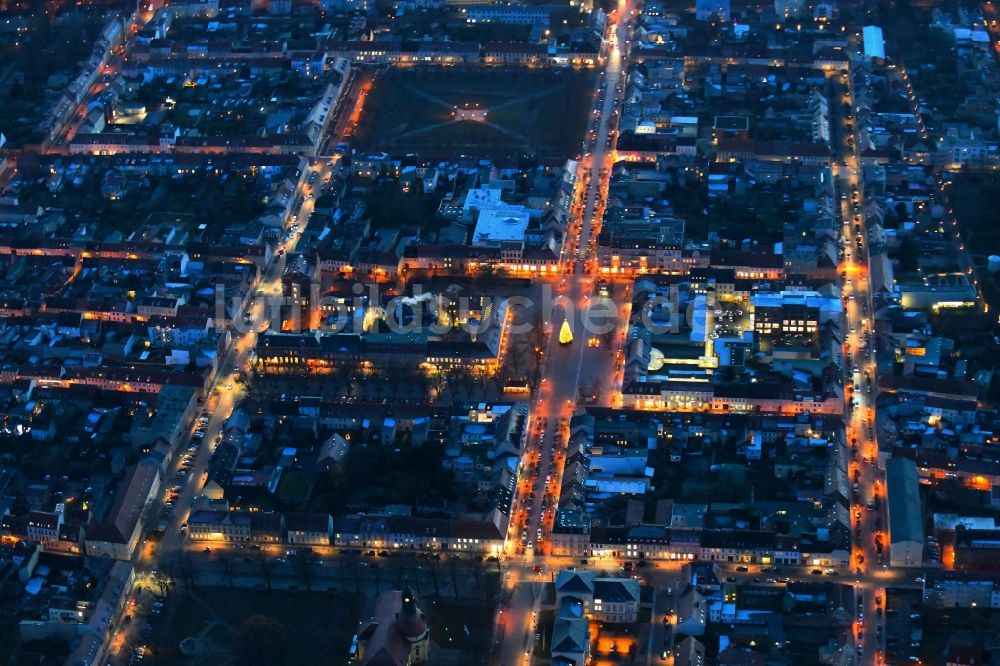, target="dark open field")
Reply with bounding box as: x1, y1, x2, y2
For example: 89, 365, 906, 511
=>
352, 66, 596, 161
